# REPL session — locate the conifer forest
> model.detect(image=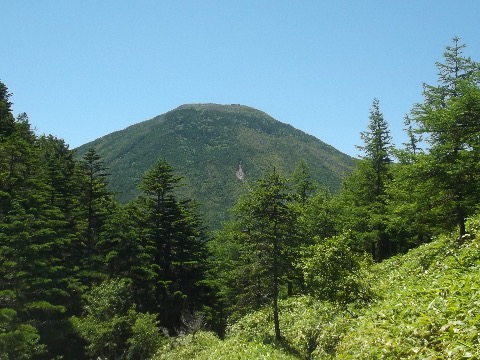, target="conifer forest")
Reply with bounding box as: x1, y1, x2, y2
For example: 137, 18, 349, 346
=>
2, 38, 480, 359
